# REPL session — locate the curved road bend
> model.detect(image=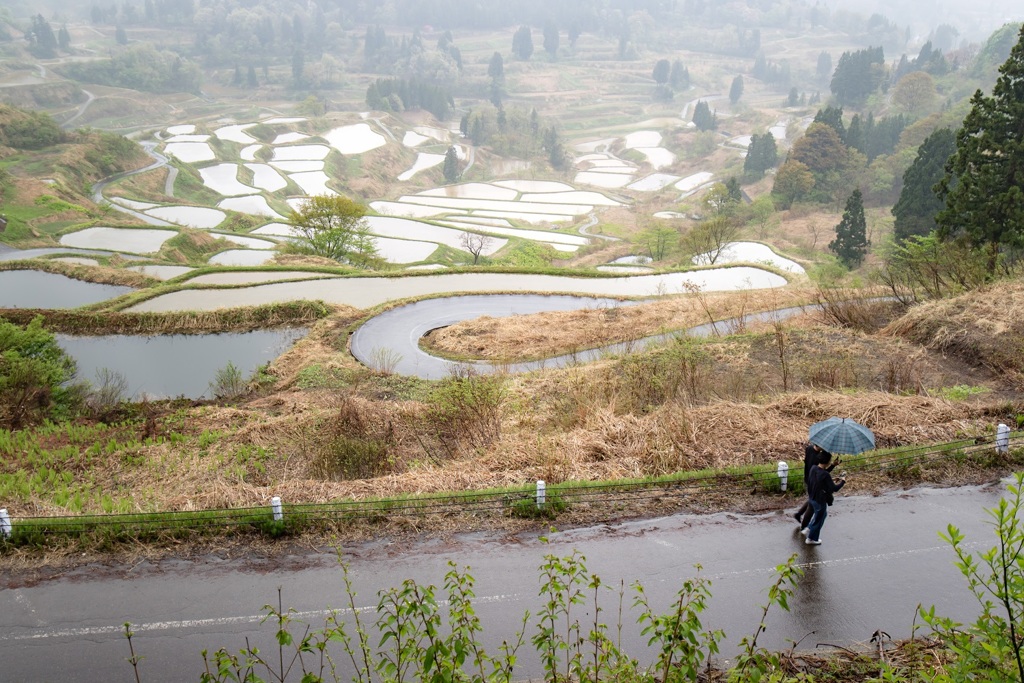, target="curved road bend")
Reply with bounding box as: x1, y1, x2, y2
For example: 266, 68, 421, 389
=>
0, 483, 1006, 682
91, 142, 175, 226
350, 296, 814, 380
